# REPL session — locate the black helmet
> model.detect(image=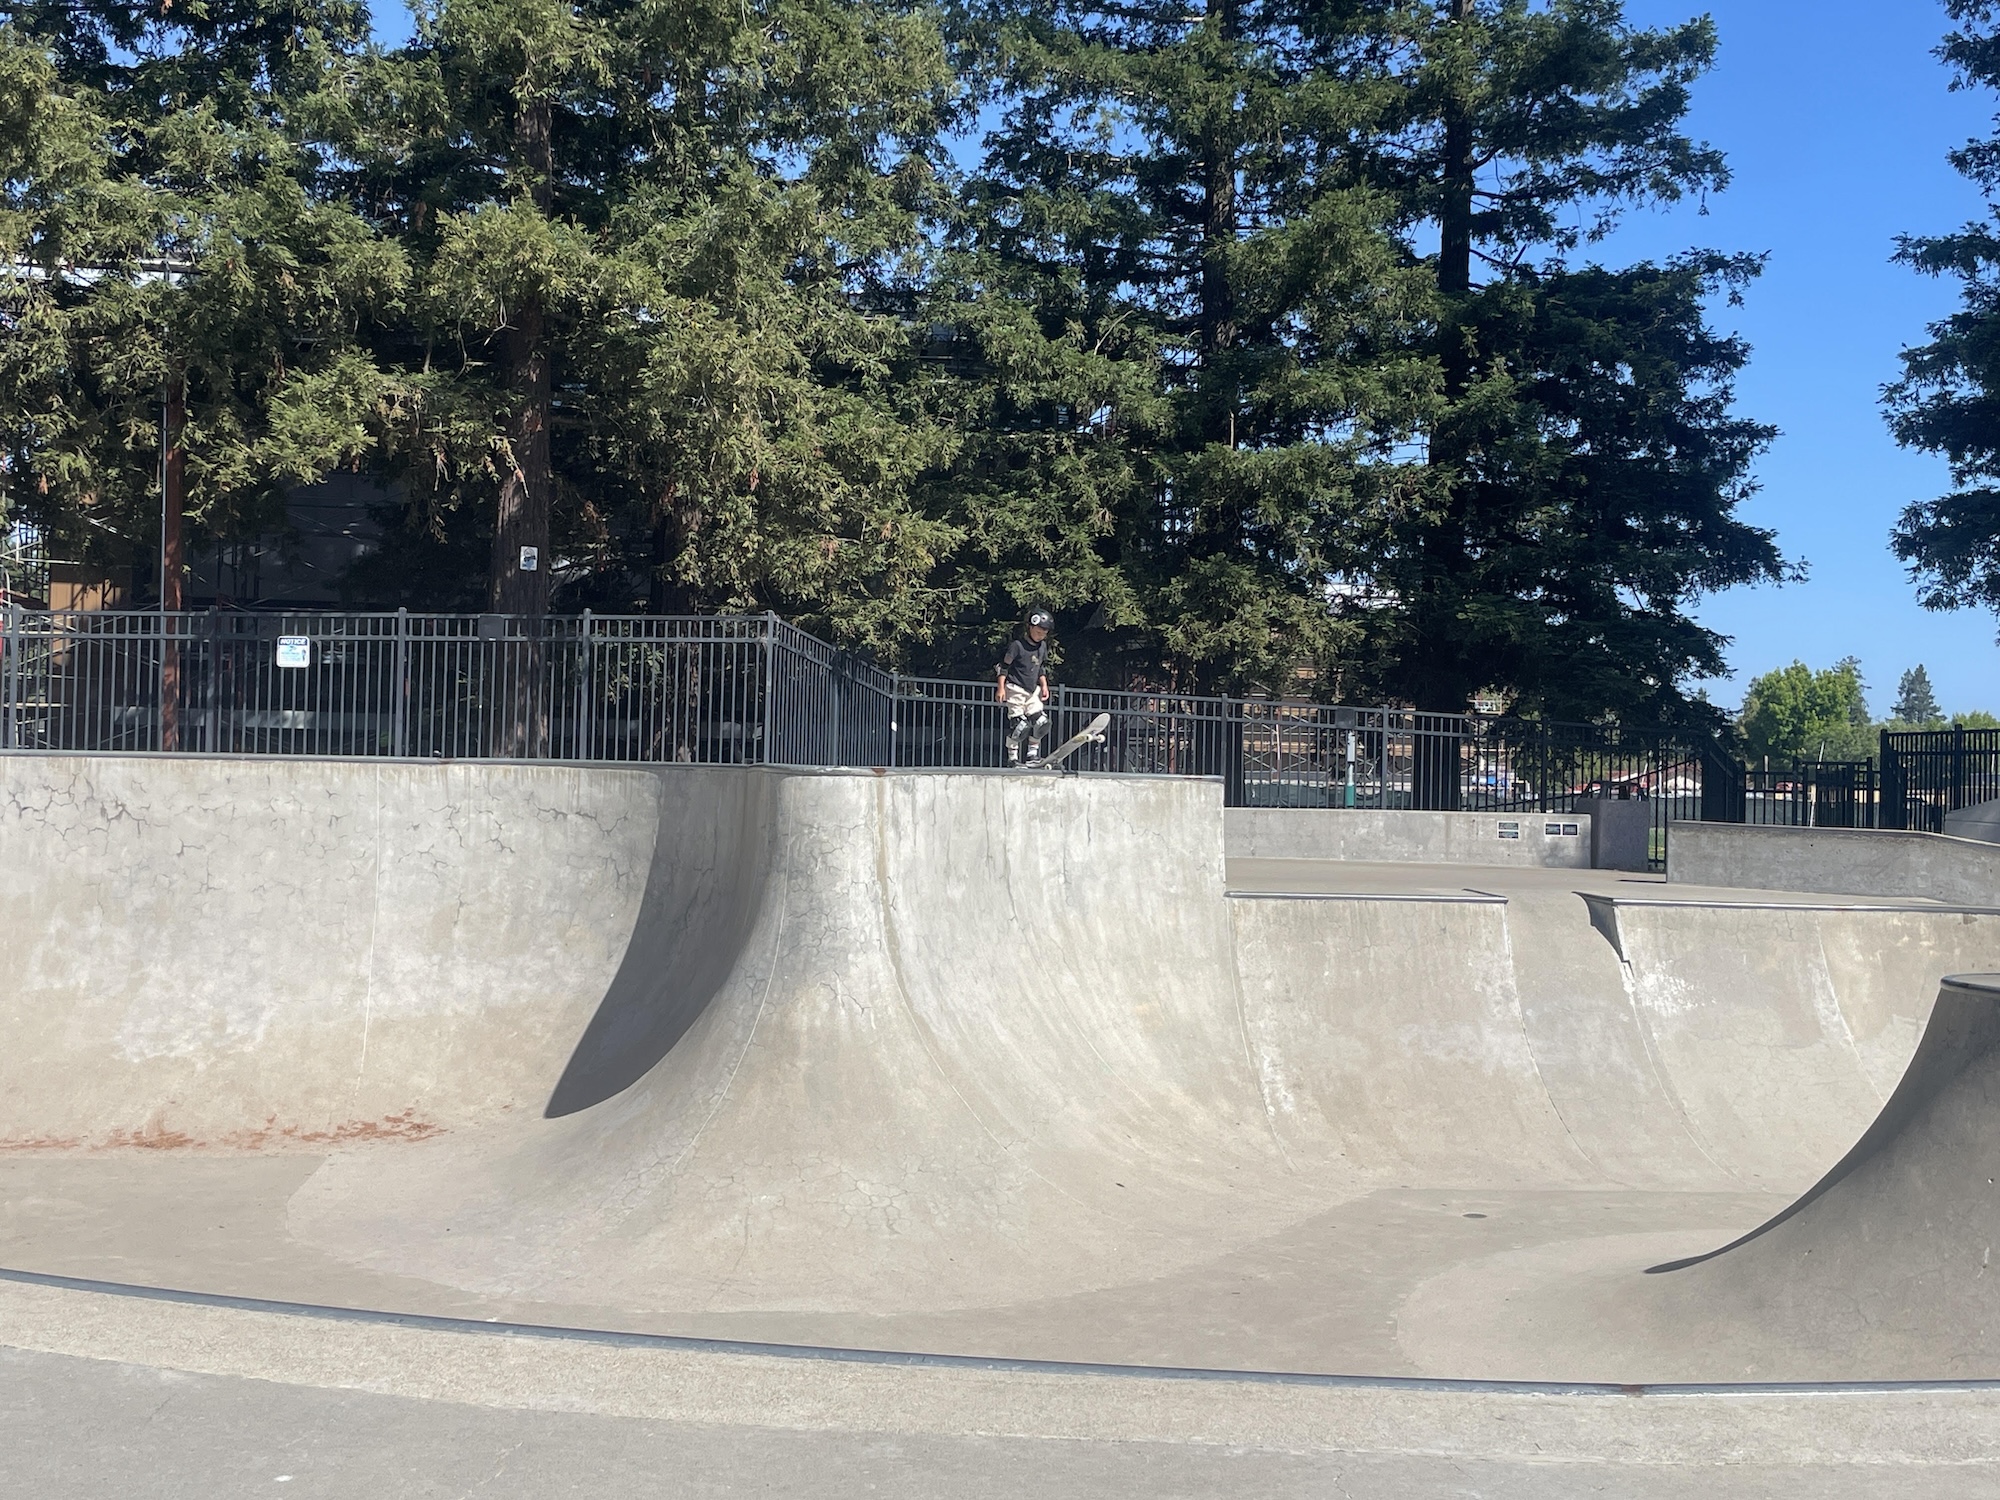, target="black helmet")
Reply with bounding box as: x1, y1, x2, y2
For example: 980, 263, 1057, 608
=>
1027, 609, 1054, 631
